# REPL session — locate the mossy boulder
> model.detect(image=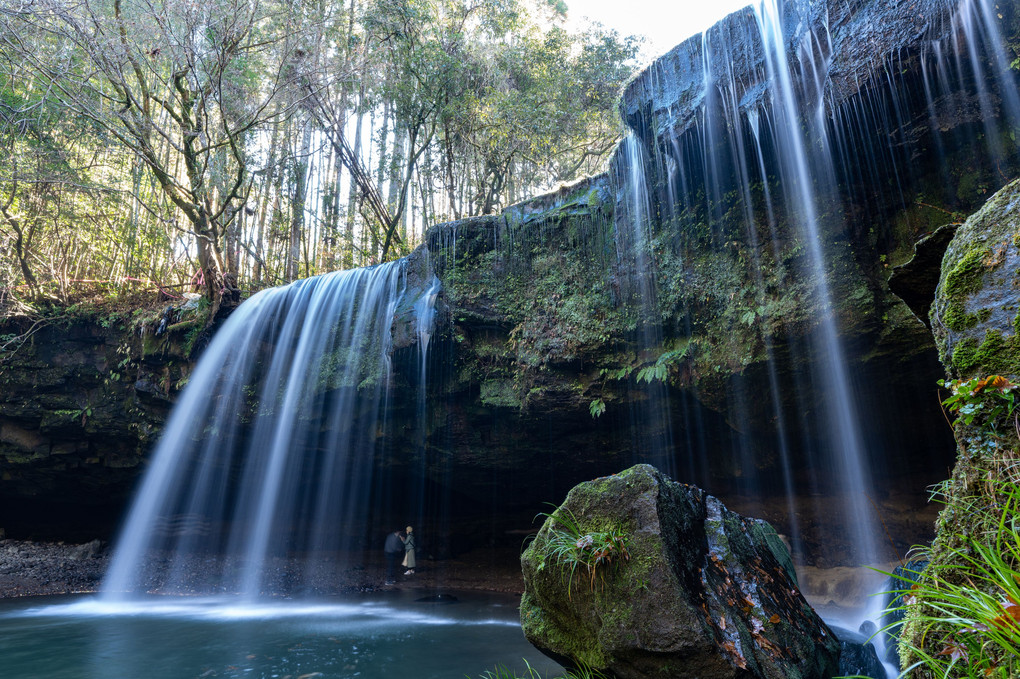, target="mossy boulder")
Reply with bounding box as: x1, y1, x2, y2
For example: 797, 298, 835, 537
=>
899, 179, 1020, 674
520, 464, 839, 679
931, 177, 1020, 379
